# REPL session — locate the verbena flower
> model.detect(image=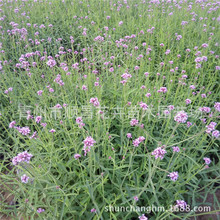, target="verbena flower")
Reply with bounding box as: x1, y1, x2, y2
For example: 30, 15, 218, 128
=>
90, 97, 100, 107
203, 157, 211, 165
174, 111, 188, 123
151, 147, 167, 160
47, 59, 56, 67
21, 174, 29, 183
37, 208, 45, 213
214, 102, 220, 111
212, 130, 219, 138
74, 154, 81, 160
83, 136, 96, 156
12, 151, 33, 166
130, 119, 138, 126
139, 214, 148, 220
172, 146, 180, 152
176, 200, 187, 209
9, 121, 16, 128
168, 172, 179, 181
35, 116, 42, 123
134, 196, 139, 201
